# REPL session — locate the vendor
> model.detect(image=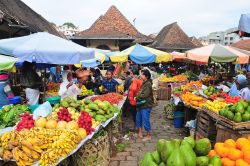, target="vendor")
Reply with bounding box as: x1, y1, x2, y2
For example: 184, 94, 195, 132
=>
20, 62, 42, 106
58, 70, 79, 100
0, 72, 14, 108
102, 70, 118, 93
229, 74, 250, 100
